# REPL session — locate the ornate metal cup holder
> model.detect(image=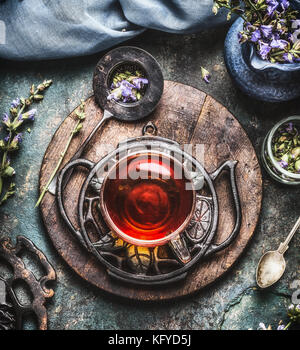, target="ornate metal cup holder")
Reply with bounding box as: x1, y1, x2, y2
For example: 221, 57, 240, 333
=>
57, 126, 242, 286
